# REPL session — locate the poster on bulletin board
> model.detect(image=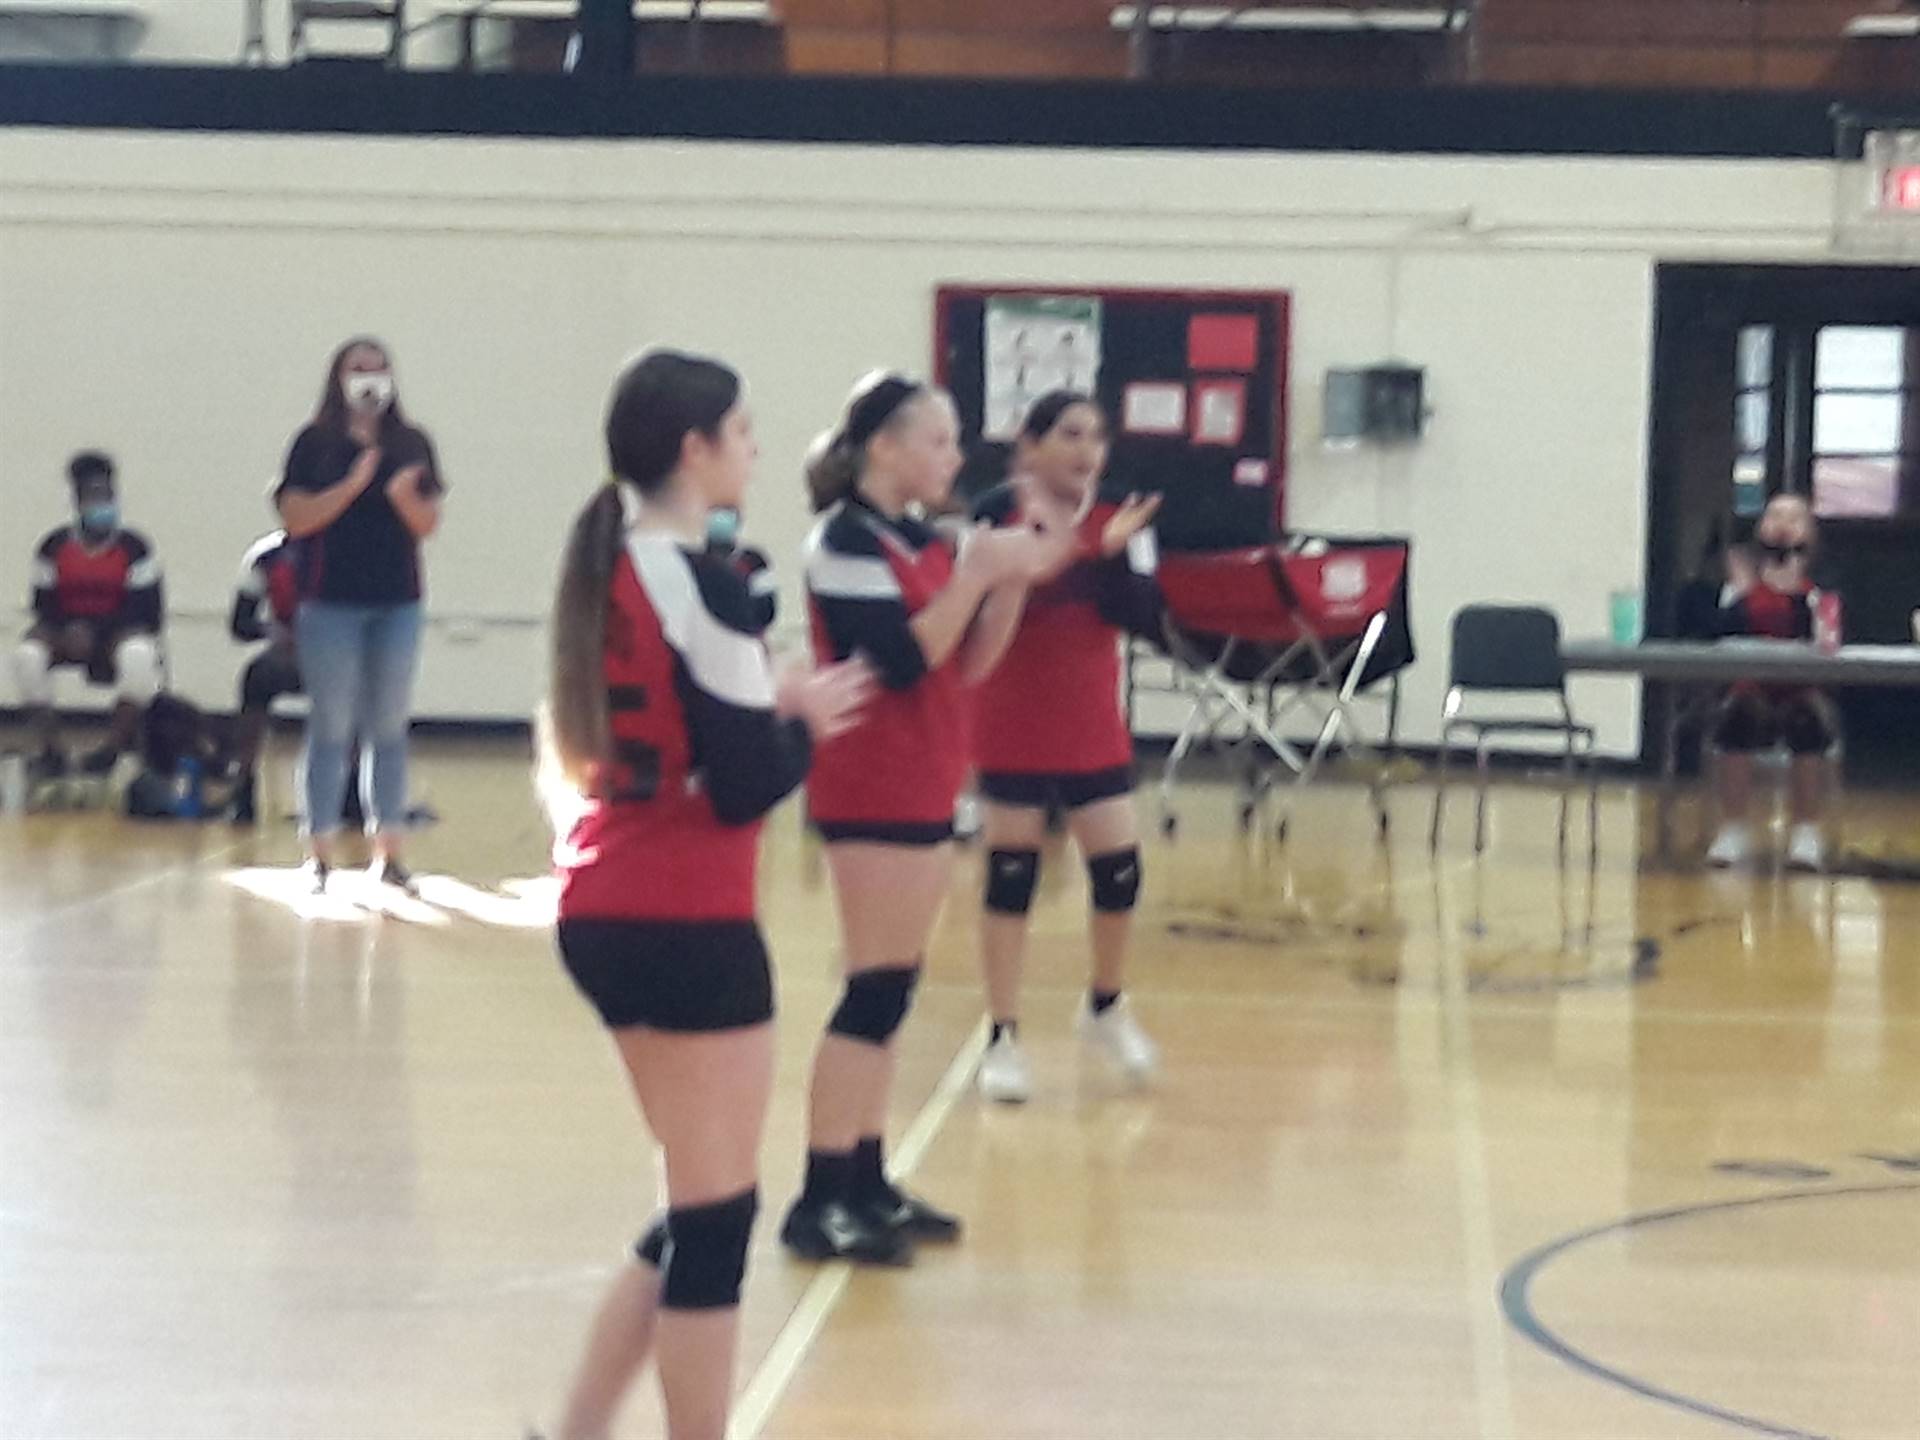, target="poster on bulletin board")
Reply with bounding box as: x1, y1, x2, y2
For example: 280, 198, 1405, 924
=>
983, 295, 1103, 441
936, 285, 1290, 550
